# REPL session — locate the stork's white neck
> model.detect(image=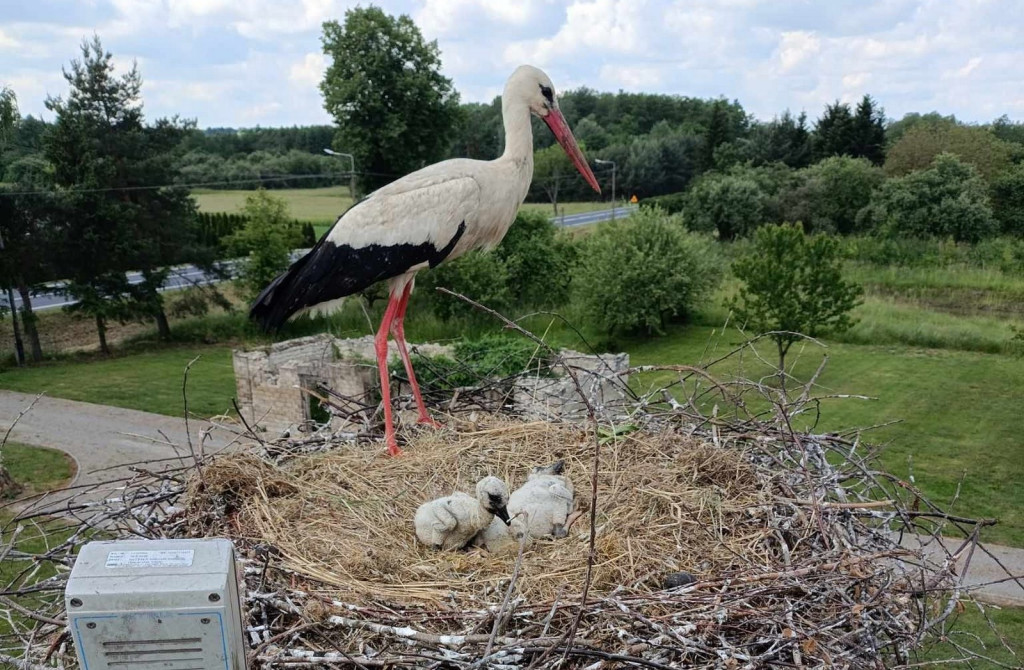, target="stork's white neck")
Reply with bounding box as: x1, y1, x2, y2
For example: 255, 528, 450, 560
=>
500, 97, 534, 162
